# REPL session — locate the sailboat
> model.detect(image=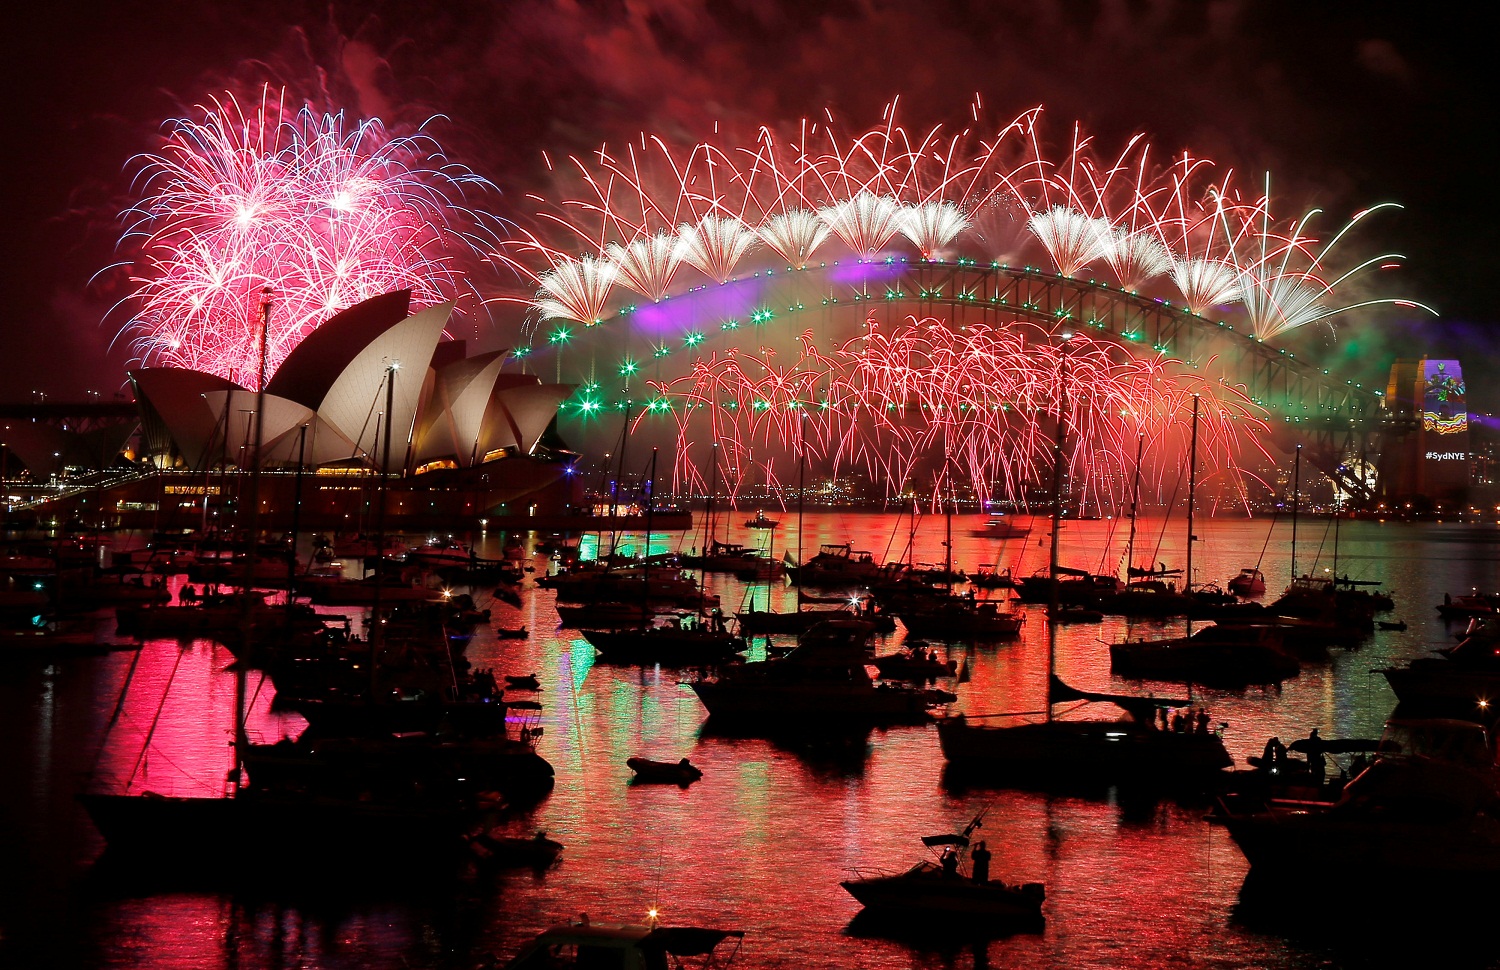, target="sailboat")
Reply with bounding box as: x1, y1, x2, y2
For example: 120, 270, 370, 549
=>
936, 340, 1232, 787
